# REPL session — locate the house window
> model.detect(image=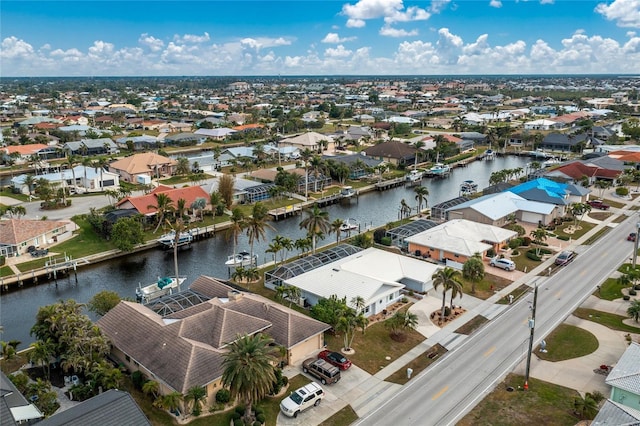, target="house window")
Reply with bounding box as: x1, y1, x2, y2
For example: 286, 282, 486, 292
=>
125, 355, 130, 362
365, 306, 370, 313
